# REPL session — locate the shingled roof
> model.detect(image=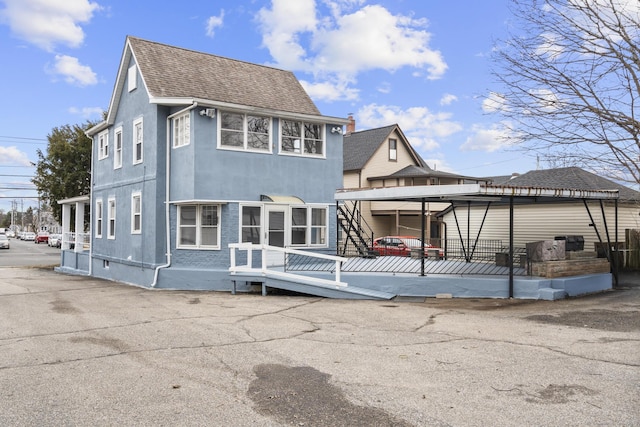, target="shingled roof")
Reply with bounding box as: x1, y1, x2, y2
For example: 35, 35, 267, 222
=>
343, 124, 425, 171
370, 164, 486, 182
497, 167, 639, 201
127, 36, 320, 116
